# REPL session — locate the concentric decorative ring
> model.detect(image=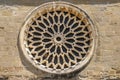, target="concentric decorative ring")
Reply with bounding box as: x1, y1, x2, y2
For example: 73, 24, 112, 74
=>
19, 1, 97, 74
